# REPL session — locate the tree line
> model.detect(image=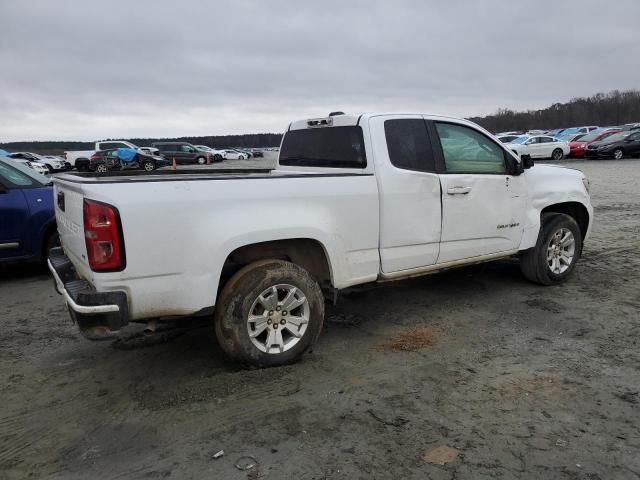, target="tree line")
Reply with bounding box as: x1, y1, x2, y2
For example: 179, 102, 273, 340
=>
3, 89, 640, 154
469, 90, 640, 133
